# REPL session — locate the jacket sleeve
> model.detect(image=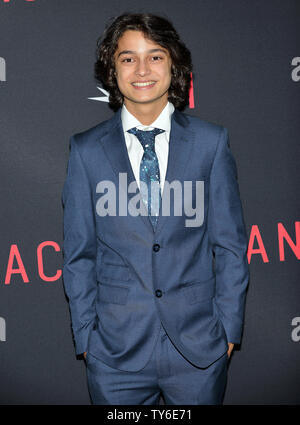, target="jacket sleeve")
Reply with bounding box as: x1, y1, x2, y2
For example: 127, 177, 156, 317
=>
208, 127, 250, 344
61, 135, 98, 355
